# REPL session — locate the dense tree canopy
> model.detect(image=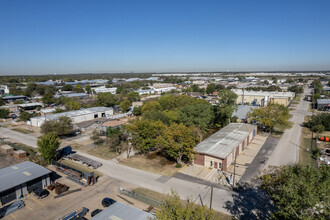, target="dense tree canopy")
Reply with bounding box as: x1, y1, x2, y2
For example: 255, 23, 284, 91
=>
214, 89, 238, 127
42, 92, 55, 104
304, 113, 330, 131
261, 165, 329, 219
97, 92, 118, 107
288, 85, 304, 94
206, 83, 216, 94
248, 103, 292, 132
119, 100, 131, 112
0, 108, 10, 118
179, 104, 214, 130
